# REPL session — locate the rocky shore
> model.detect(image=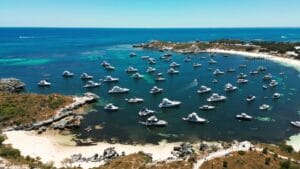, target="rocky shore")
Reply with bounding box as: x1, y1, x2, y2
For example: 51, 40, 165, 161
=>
0, 78, 25, 93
